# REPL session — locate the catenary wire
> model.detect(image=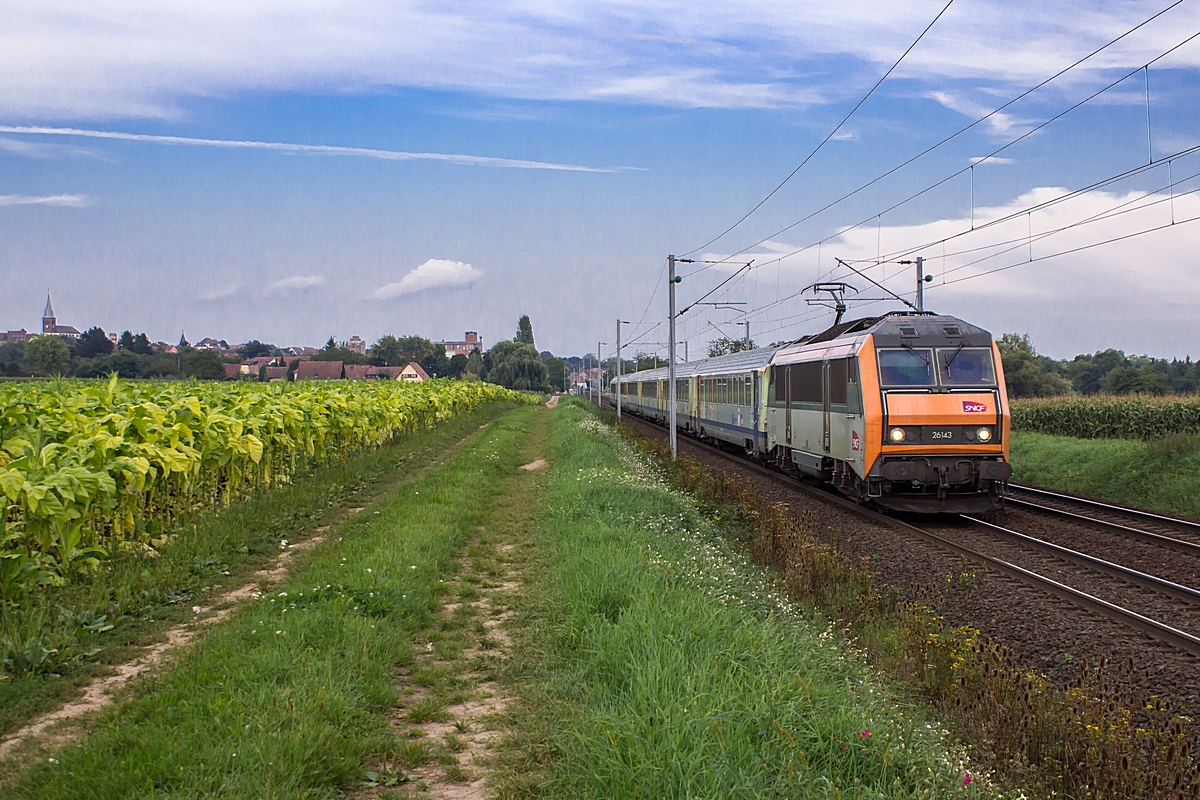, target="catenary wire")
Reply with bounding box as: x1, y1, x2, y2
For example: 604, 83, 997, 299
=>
680, 0, 958, 259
